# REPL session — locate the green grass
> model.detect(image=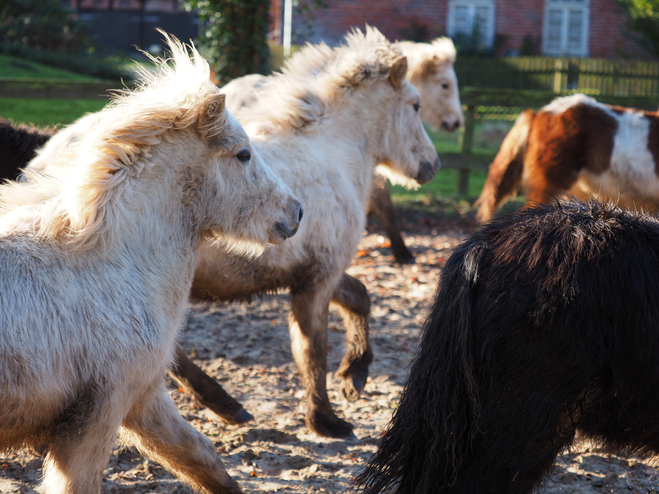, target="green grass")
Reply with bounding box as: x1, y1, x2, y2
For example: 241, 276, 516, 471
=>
0, 97, 519, 211
0, 98, 107, 127
0, 54, 103, 81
